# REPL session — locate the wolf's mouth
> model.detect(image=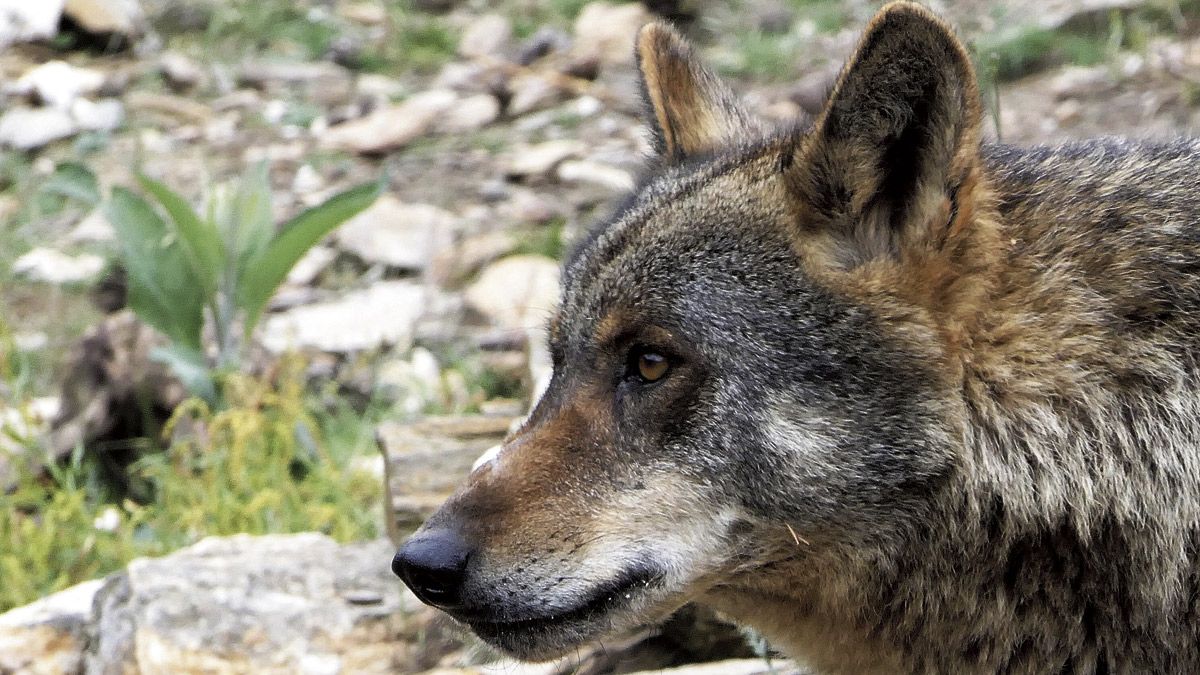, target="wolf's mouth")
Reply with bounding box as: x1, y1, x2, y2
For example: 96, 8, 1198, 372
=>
455, 566, 665, 655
